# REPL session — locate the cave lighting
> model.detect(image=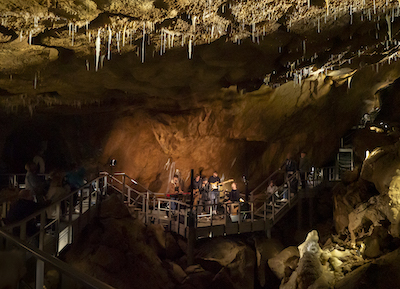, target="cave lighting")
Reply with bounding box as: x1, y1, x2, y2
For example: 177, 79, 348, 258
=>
365, 150, 370, 160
